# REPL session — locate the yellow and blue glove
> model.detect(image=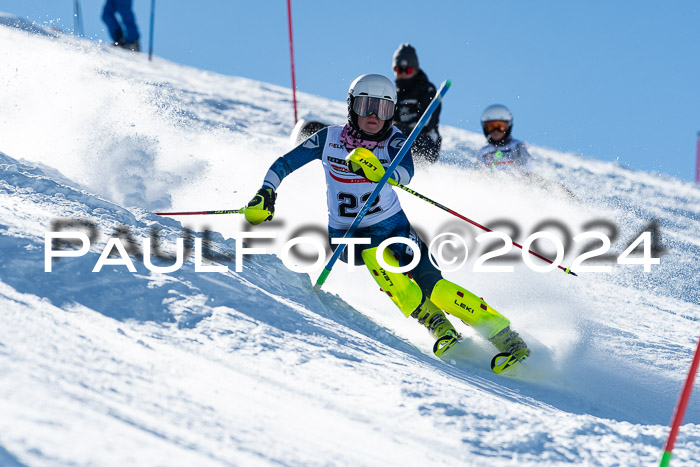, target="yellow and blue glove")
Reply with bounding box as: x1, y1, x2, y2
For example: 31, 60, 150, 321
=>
345, 148, 388, 183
